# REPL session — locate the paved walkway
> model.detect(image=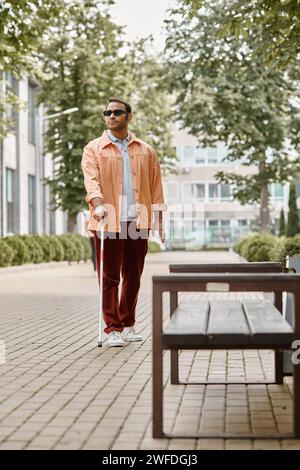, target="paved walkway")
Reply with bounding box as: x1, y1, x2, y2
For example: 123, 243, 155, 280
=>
0, 250, 298, 450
